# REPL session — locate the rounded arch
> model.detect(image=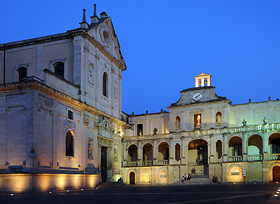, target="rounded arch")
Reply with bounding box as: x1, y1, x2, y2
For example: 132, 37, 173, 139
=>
65, 130, 74, 157
157, 168, 168, 184
128, 144, 138, 162
228, 136, 242, 156
216, 140, 222, 159
175, 143, 181, 161
158, 142, 169, 161
103, 72, 108, 97
227, 164, 243, 183
216, 111, 222, 126
175, 116, 181, 130
188, 139, 208, 165
143, 143, 153, 161
54, 61, 64, 78
269, 132, 280, 154
127, 169, 137, 184
248, 134, 263, 155
273, 165, 280, 182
